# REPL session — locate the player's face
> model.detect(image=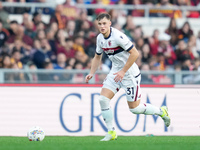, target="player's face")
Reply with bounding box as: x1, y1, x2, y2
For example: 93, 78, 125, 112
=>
97, 17, 111, 37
